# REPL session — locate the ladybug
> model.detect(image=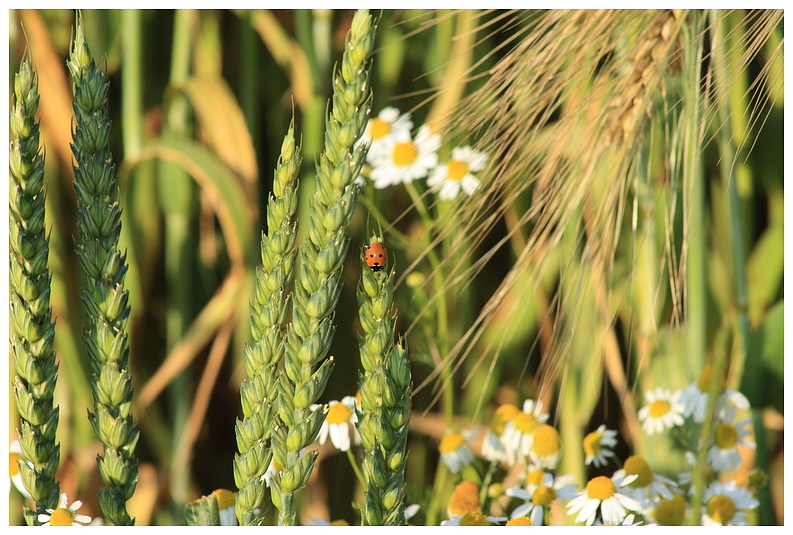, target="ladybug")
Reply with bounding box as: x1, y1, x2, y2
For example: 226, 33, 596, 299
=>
364, 241, 387, 272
